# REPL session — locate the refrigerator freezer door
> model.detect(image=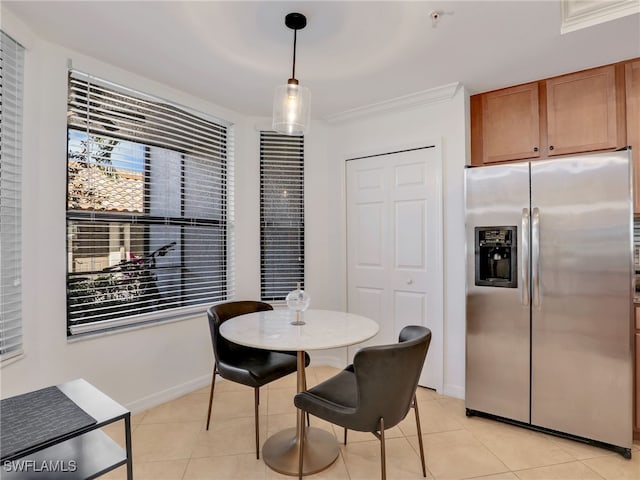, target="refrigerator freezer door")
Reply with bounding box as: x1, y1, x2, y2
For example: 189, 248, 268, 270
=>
465, 163, 531, 423
530, 151, 633, 449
